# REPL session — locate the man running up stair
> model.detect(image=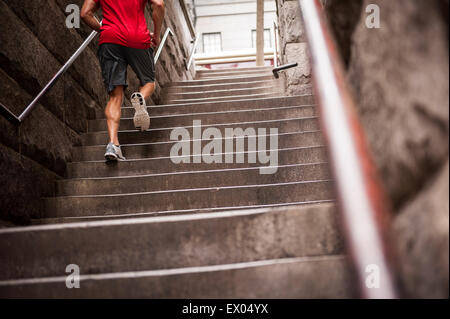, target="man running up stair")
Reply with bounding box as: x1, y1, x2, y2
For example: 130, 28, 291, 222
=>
81, 0, 165, 161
